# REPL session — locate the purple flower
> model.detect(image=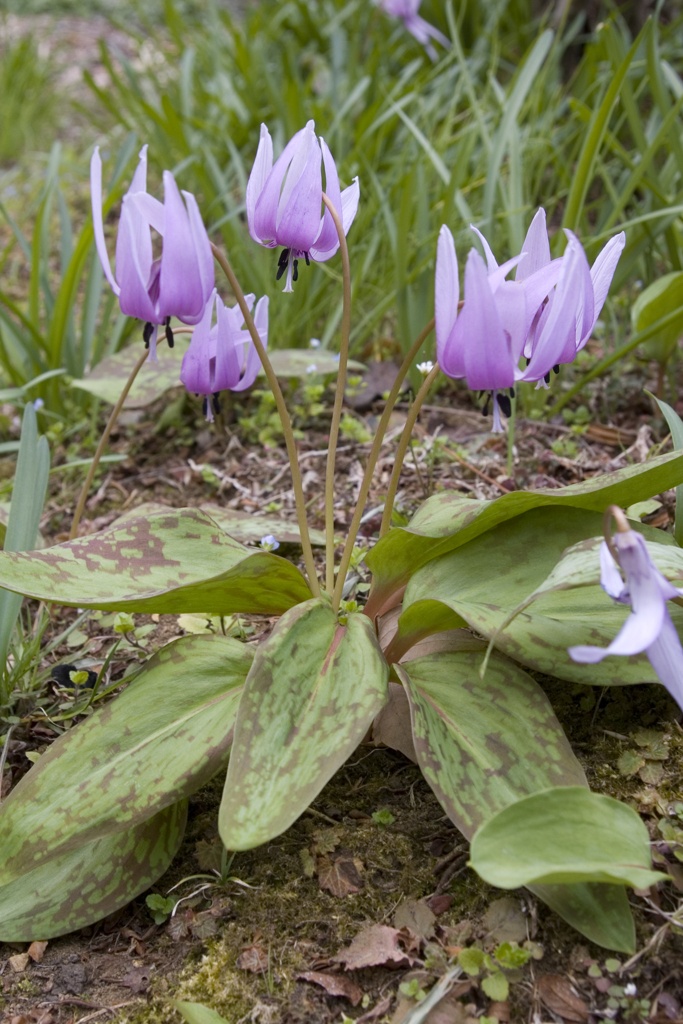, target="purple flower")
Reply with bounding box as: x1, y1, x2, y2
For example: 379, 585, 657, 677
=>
91, 144, 214, 360
569, 526, 683, 713
245, 121, 360, 292
180, 290, 268, 421
378, 0, 450, 61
